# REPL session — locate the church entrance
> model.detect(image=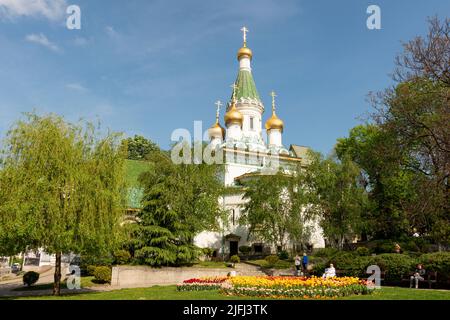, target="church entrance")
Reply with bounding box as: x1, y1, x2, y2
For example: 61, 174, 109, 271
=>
229, 241, 239, 256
